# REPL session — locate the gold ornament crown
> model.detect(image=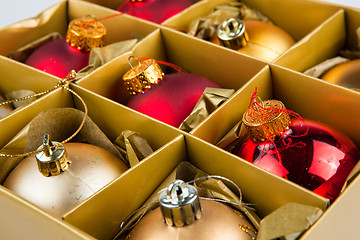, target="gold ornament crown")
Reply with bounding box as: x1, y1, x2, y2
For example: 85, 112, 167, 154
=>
123, 57, 164, 95
66, 15, 106, 52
